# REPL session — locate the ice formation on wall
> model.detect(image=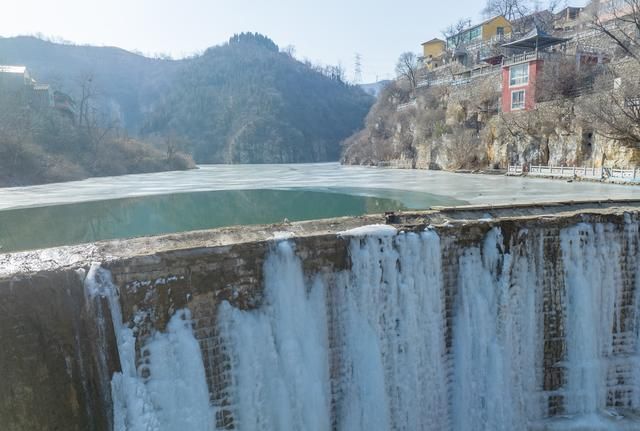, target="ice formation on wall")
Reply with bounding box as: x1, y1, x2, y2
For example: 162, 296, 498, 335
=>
96, 217, 640, 430
85, 264, 213, 431
215, 221, 640, 430
216, 241, 331, 431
